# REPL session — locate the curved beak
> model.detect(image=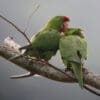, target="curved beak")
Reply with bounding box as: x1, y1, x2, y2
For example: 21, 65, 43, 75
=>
63, 21, 69, 31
